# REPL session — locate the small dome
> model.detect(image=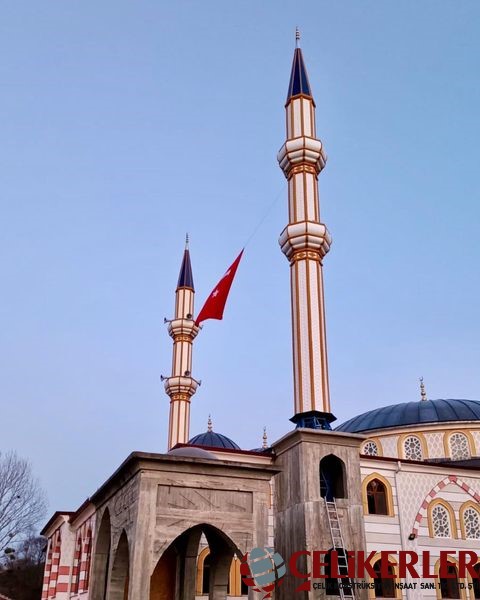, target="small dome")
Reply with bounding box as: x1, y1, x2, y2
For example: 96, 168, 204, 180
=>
168, 446, 217, 459
189, 431, 241, 450
336, 399, 480, 434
